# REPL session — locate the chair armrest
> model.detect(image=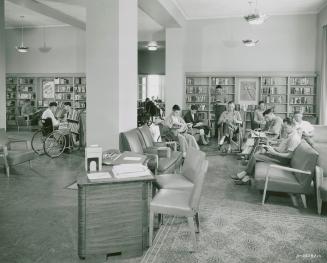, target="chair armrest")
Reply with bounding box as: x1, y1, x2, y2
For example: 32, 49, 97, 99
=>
163, 141, 177, 151
144, 153, 159, 173
269, 164, 311, 175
